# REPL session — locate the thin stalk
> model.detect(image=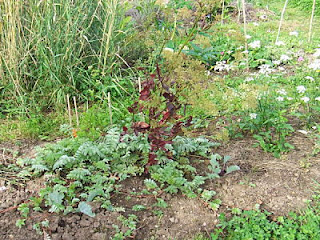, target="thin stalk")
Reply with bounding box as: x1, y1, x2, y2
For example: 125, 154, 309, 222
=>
100, 0, 118, 75
221, 0, 225, 24
67, 94, 72, 127
237, 0, 241, 23
241, 0, 249, 71
308, 0, 316, 42
276, 0, 289, 44
108, 92, 113, 125
73, 96, 79, 127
